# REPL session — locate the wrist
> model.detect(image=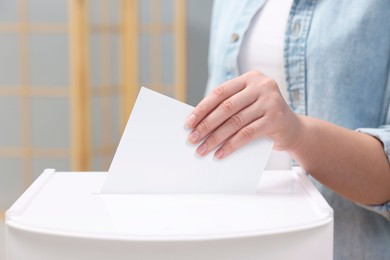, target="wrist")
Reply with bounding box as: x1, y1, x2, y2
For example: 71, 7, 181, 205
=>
286, 114, 309, 155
